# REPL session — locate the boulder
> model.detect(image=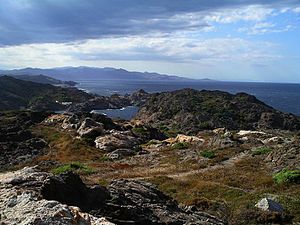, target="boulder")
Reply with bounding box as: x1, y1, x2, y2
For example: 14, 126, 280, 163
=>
213, 128, 226, 135
174, 134, 205, 144
255, 198, 284, 213
77, 118, 104, 138
236, 130, 266, 137
263, 136, 284, 145
95, 131, 139, 152
62, 114, 80, 130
